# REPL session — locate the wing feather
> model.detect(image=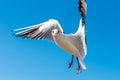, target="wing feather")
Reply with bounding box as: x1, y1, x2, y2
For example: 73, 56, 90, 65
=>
75, 0, 87, 58
78, 0, 87, 21
75, 20, 87, 58
13, 19, 63, 41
